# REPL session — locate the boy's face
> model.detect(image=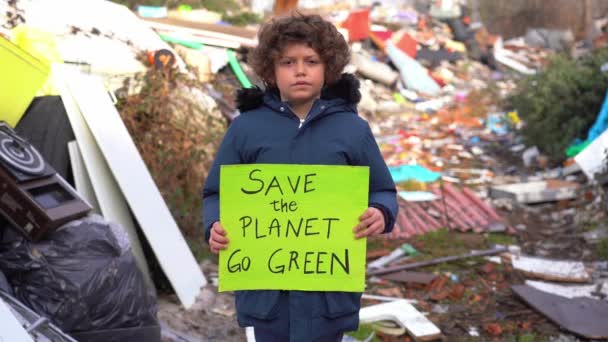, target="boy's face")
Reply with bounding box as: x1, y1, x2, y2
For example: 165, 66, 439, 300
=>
273, 43, 325, 108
